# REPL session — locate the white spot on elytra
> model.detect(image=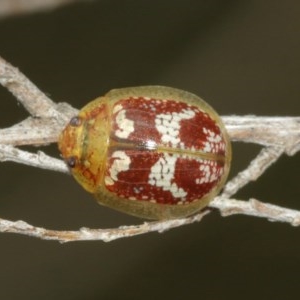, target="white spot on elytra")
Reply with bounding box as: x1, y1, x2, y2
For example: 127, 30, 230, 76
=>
202, 127, 224, 153
195, 159, 223, 184
155, 108, 195, 147
105, 151, 131, 185
115, 109, 134, 139
203, 142, 212, 153
148, 154, 187, 199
